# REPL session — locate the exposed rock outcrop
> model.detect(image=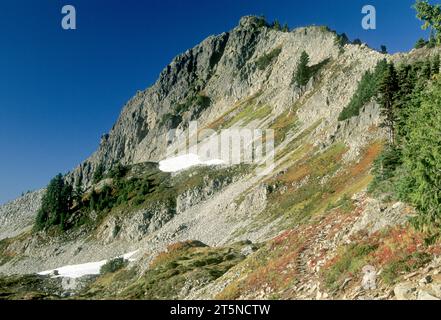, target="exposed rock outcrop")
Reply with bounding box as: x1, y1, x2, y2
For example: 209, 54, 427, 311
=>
0, 190, 44, 240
